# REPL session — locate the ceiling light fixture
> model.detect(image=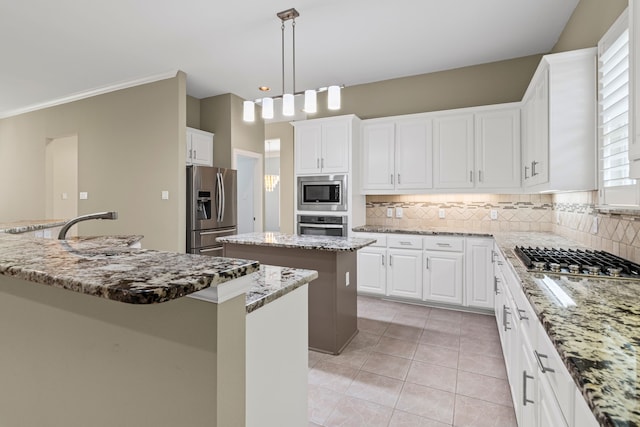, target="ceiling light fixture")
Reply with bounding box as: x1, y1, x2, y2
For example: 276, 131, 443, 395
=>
243, 8, 343, 122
